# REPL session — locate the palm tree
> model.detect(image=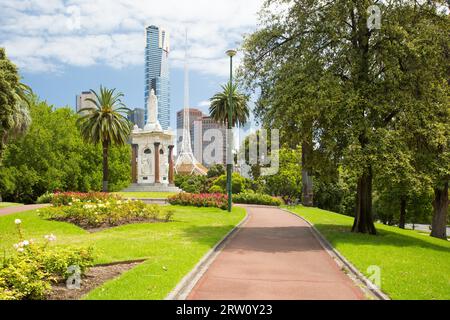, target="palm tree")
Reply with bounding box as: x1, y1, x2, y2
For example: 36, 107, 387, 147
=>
209, 82, 249, 127
1, 82, 32, 154
77, 86, 131, 192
